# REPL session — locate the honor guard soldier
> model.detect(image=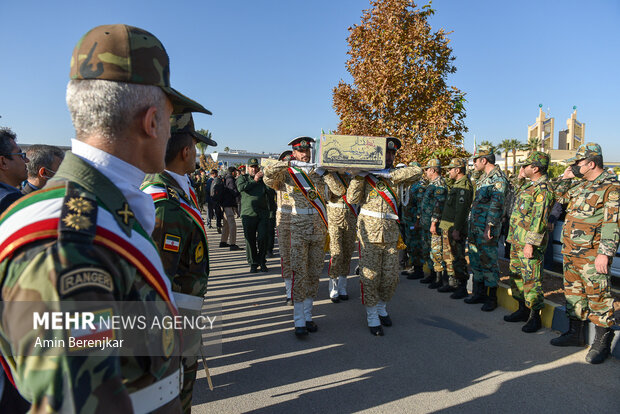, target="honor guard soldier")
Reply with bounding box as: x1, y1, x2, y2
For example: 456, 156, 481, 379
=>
264, 138, 327, 337
401, 162, 426, 280
347, 138, 422, 336
465, 145, 508, 311
421, 159, 448, 289
0, 24, 211, 412
551, 143, 619, 364
504, 152, 554, 333
142, 113, 216, 412
438, 158, 473, 298
324, 171, 358, 302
